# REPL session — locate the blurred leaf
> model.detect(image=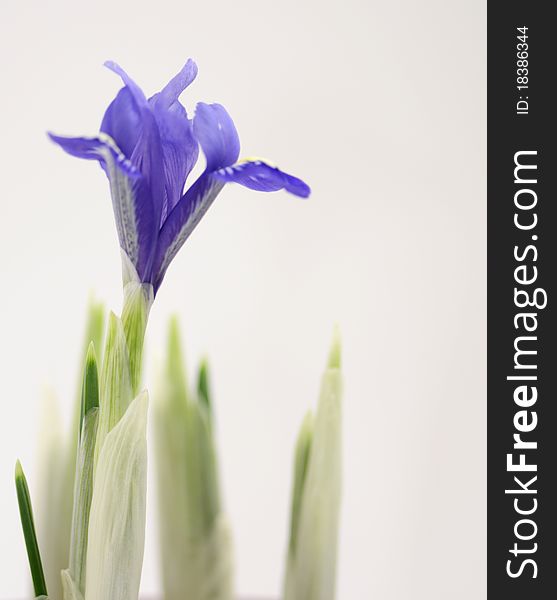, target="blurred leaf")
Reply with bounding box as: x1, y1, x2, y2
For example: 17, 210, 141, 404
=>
288, 411, 314, 555
197, 359, 212, 414
36, 391, 71, 600
36, 301, 104, 600
154, 318, 231, 600
284, 332, 343, 600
